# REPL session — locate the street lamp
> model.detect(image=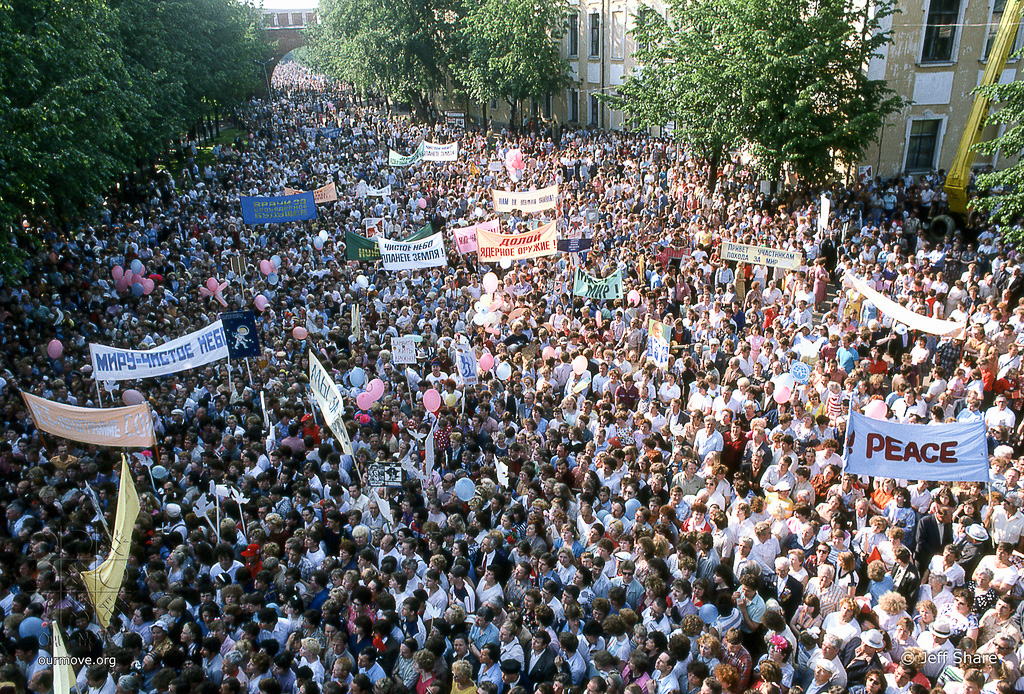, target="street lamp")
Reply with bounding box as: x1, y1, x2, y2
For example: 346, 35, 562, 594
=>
254, 58, 274, 99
